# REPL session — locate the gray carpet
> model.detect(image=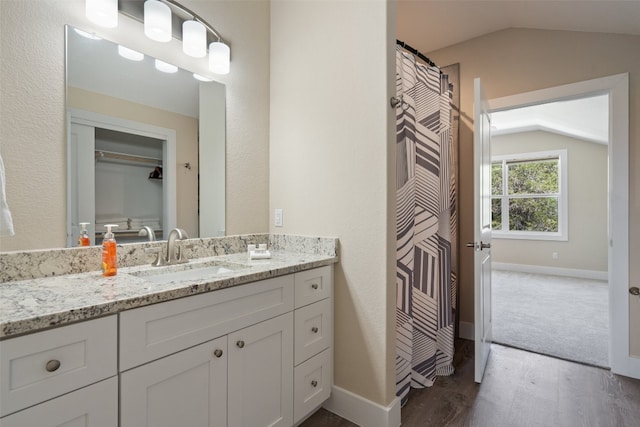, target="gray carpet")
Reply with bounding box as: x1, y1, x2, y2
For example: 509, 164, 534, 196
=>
492, 270, 609, 368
